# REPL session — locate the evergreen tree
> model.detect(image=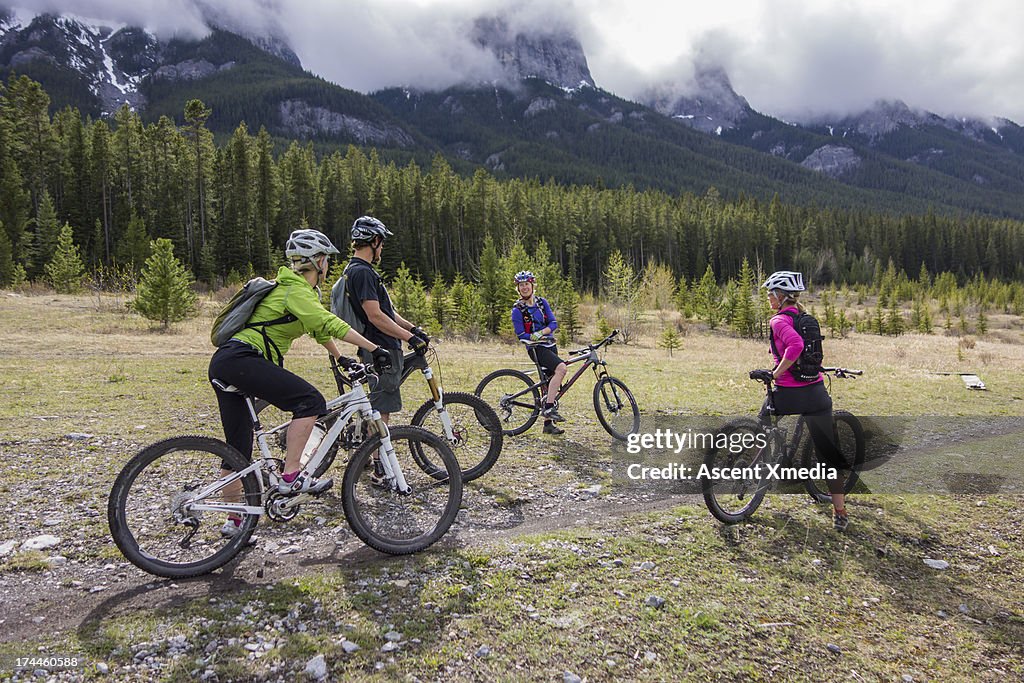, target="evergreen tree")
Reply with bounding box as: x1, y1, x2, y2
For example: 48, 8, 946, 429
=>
117, 211, 151, 271
556, 277, 583, 344
478, 234, 505, 335
0, 155, 30, 263
694, 264, 722, 329
132, 238, 197, 328
886, 297, 905, 336
658, 325, 683, 356
390, 262, 434, 330
29, 190, 59, 278
731, 257, 758, 338
429, 273, 453, 333
44, 223, 85, 293
0, 224, 12, 286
